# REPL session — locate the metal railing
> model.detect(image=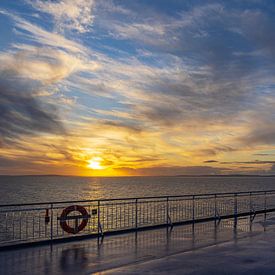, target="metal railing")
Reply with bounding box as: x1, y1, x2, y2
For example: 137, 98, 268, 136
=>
1, 190, 275, 247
